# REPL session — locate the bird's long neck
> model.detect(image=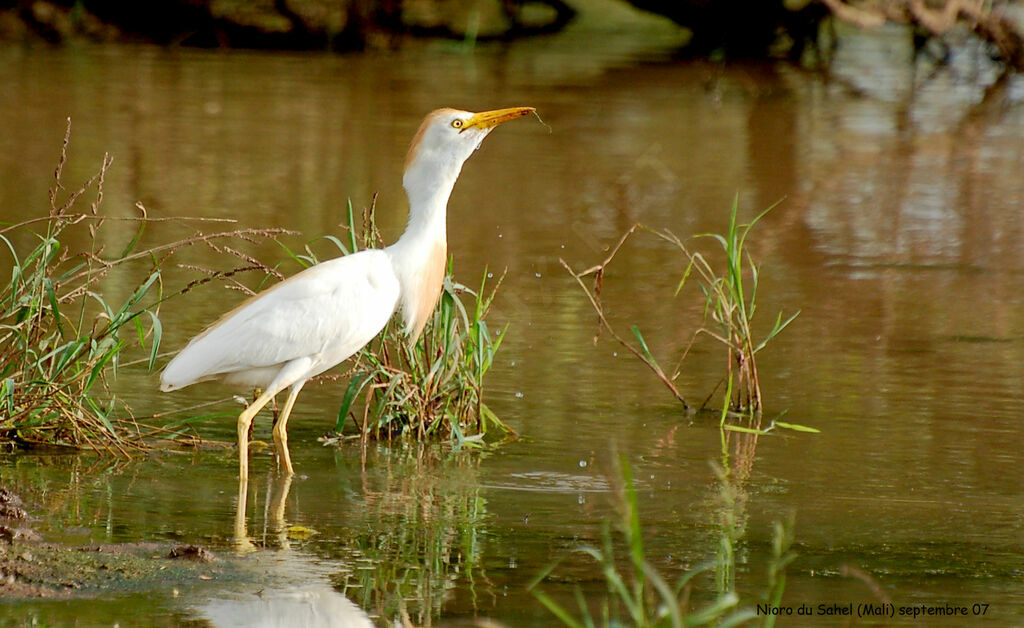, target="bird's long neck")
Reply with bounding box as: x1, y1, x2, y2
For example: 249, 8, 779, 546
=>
385, 156, 462, 340
396, 167, 455, 246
